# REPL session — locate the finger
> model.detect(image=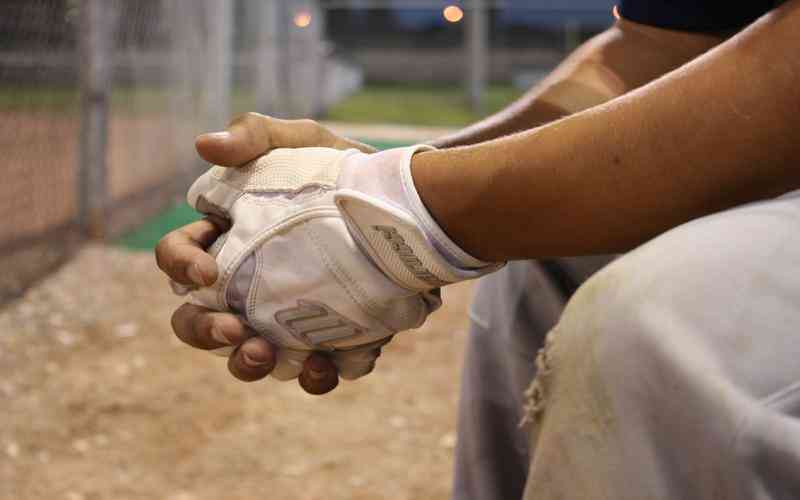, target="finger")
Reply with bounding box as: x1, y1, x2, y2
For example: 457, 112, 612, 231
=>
270, 349, 310, 381
171, 303, 253, 350
195, 113, 320, 167
155, 219, 221, 286
194, 113, 376, 167
227, 336, 277, 382
298, 353, 339, 395
330, 338, 391, 380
